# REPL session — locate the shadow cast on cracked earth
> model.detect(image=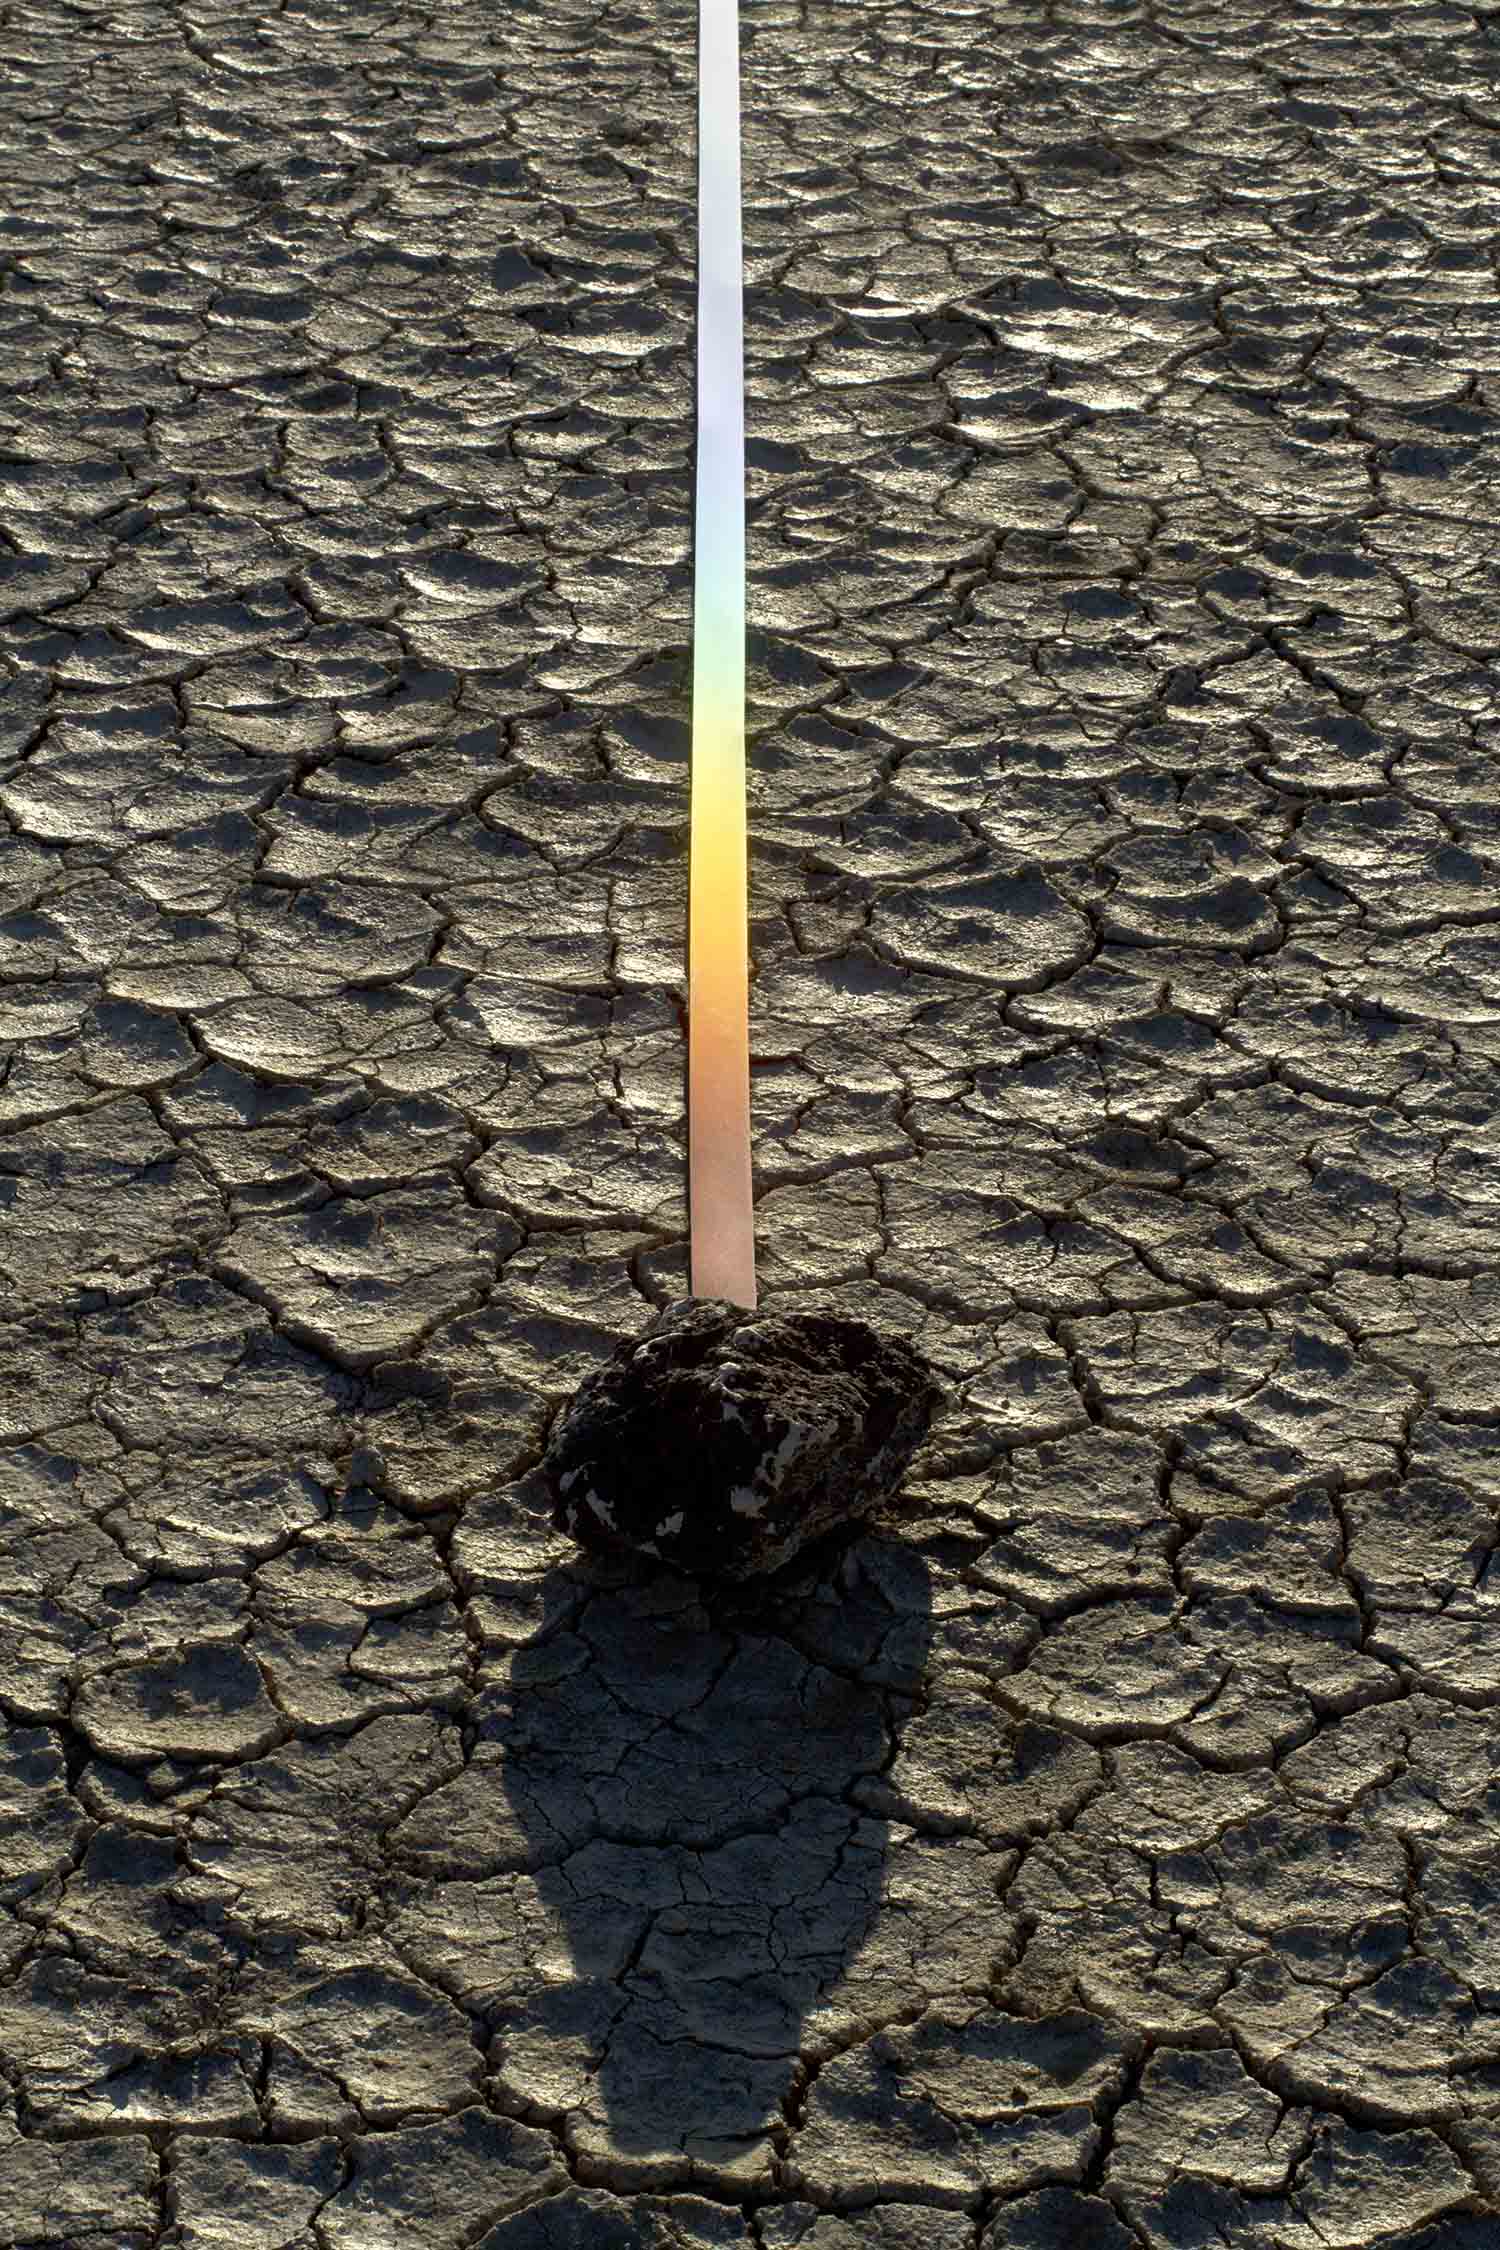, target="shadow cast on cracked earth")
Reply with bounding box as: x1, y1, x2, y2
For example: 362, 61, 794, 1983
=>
402, 1529, 934, 2191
